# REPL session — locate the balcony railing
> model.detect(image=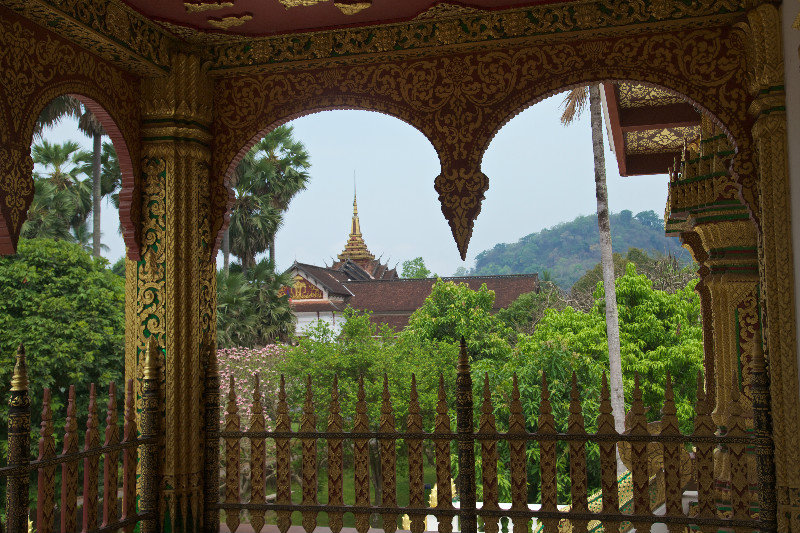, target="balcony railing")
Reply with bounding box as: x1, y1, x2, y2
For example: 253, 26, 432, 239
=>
0, 343, 161, 533
212, 341, 777, 533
